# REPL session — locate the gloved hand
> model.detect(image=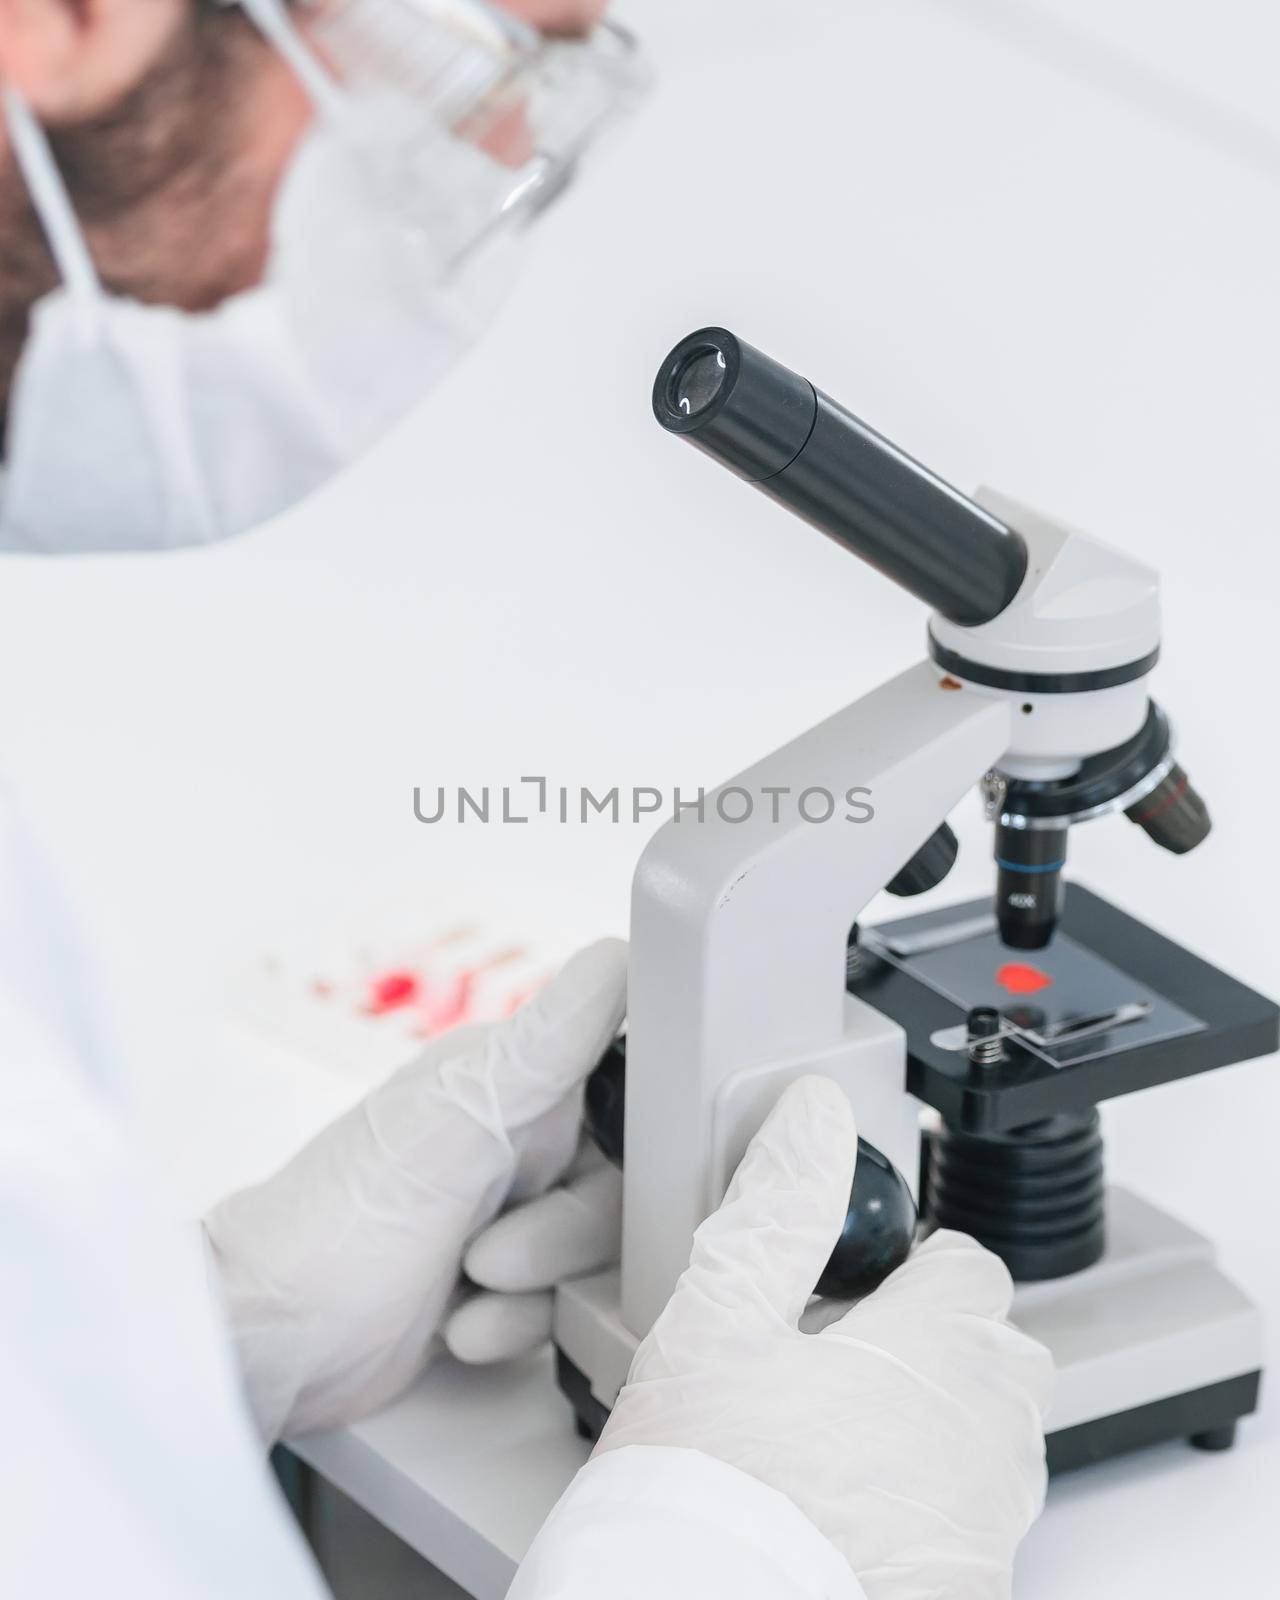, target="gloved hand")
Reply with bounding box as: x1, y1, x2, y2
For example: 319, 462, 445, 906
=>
594, 1076, 1053, 1600
204, 937, 626, 1443
443, 1138, 623, 1363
